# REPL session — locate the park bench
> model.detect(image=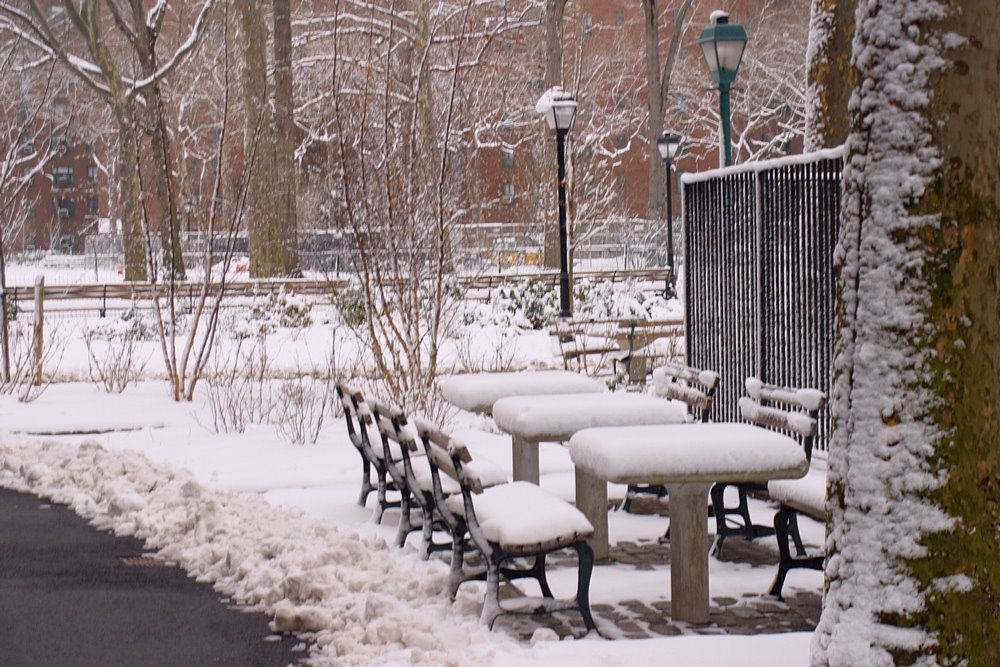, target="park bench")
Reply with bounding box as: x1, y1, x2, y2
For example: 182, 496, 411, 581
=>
622, 361, 720, 512
369, 397, 506, 556
414, 418, 598, 634
335, 382, 400, 523
710, 377, 826, 557
548, 316, 684, 381
767, 456, 826, 599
